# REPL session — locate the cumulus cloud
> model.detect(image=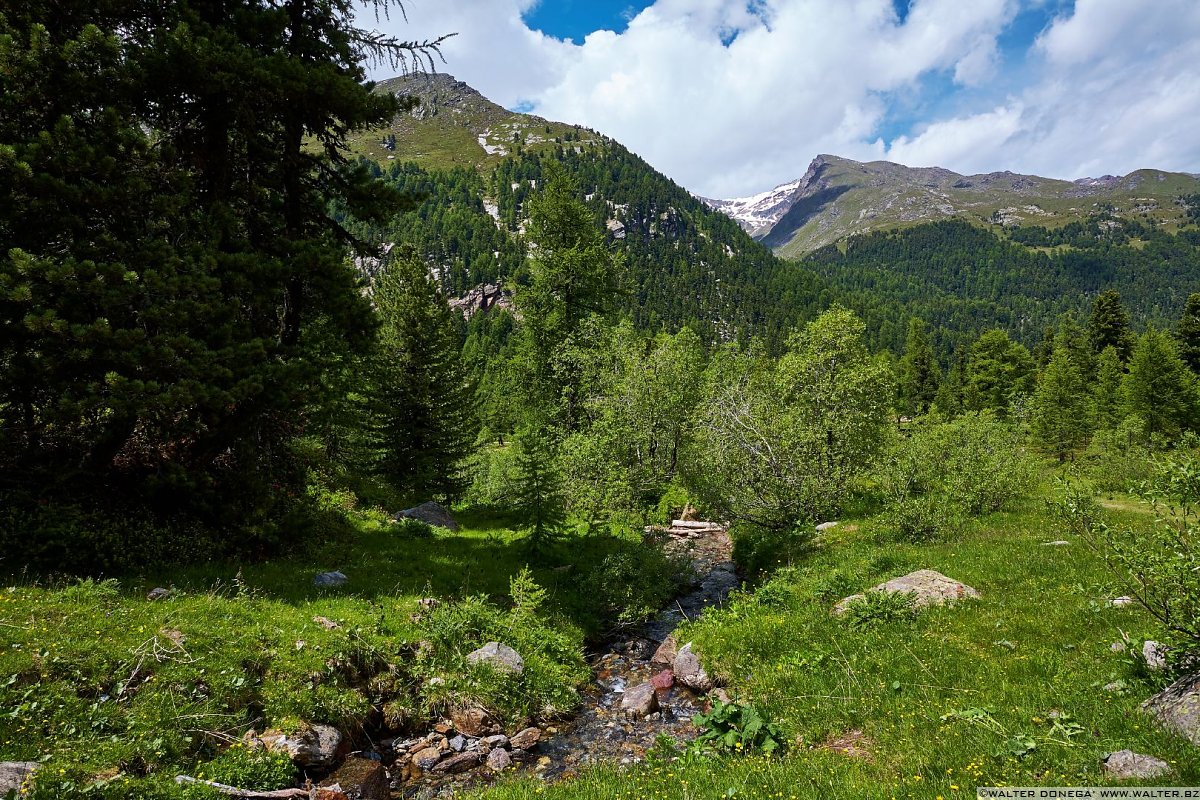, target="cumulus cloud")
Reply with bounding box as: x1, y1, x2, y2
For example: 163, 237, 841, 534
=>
369, 0, 1200, 198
